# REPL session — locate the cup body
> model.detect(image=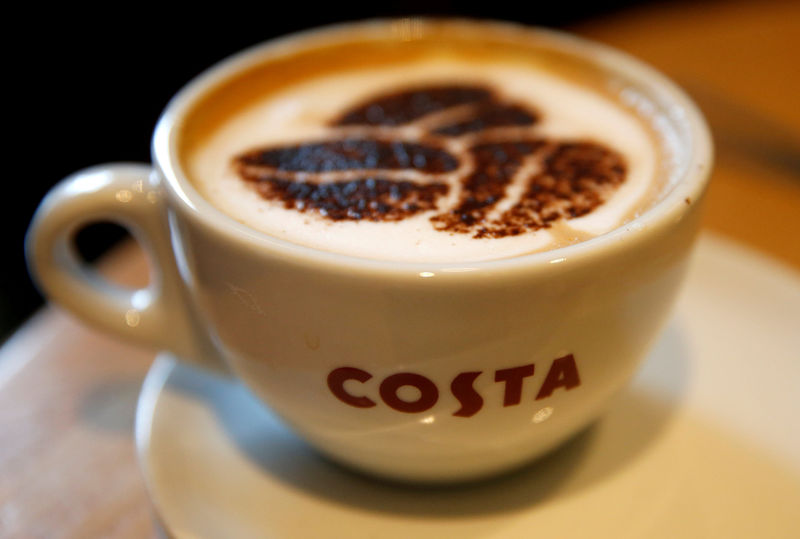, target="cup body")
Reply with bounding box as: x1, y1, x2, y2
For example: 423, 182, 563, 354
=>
168, 198, 702, 481
27, 19, 712, 482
